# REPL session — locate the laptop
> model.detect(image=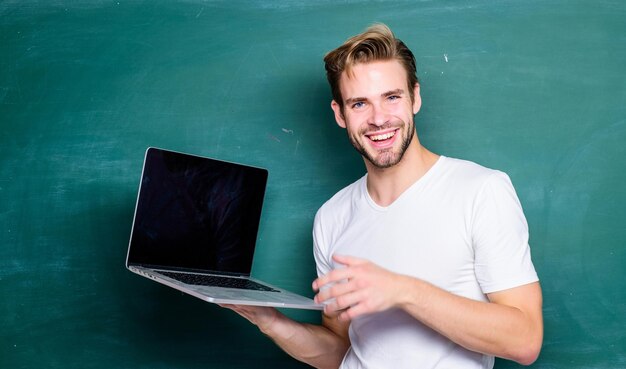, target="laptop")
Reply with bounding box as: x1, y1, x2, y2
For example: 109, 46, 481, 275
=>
126, 147, 323, 310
